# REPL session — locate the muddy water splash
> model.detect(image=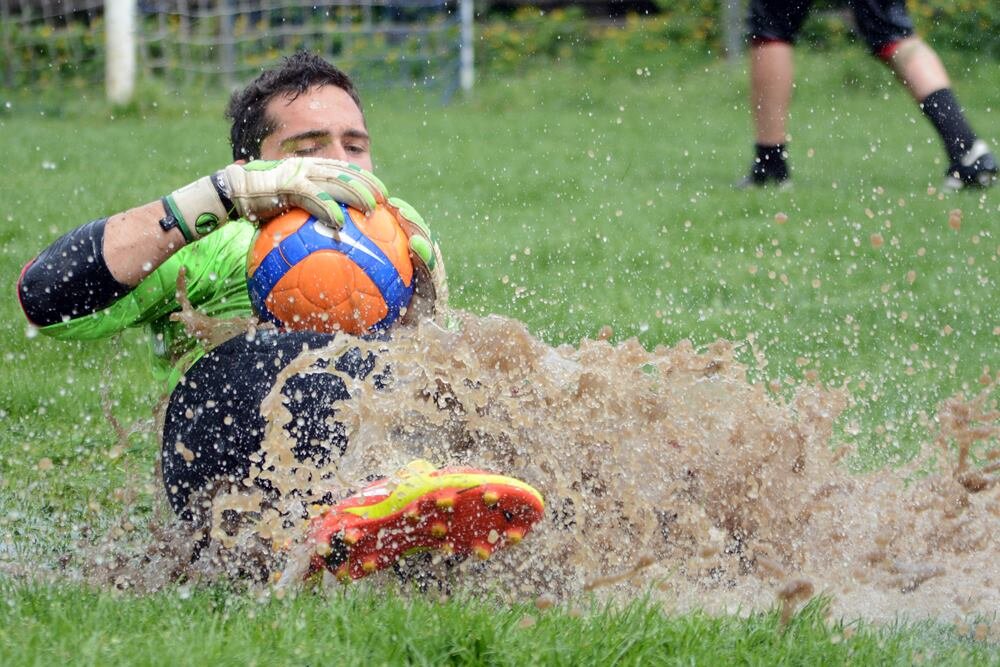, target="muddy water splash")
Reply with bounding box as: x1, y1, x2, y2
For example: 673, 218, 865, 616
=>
85, 312, 998, 623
